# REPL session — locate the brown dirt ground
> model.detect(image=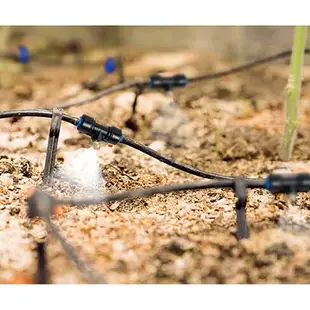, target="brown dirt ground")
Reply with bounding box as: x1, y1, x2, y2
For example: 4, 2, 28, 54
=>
1, 47, 310, 284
